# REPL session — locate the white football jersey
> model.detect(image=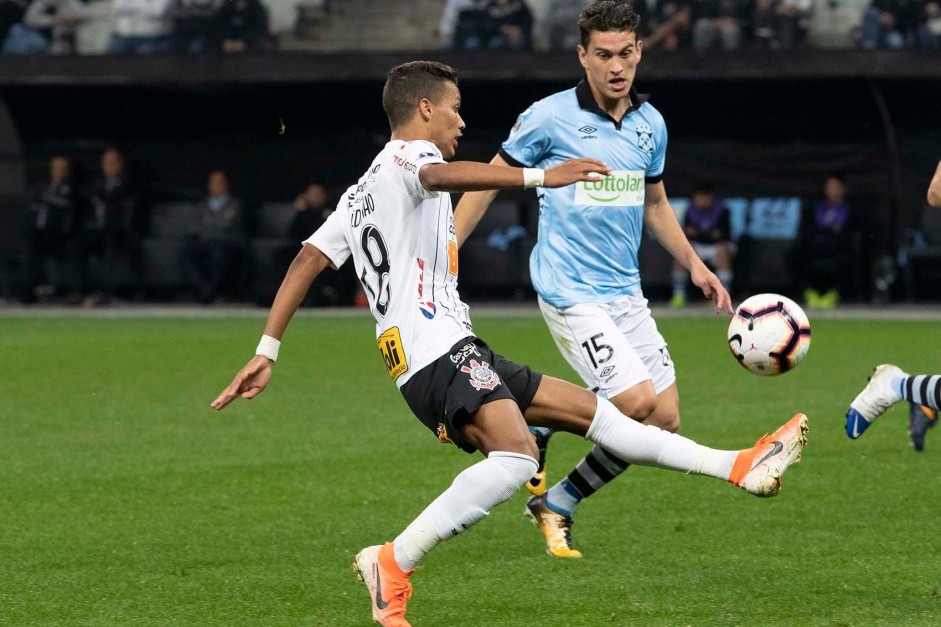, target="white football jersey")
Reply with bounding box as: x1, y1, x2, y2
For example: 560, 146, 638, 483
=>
305, 140, 474, 387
